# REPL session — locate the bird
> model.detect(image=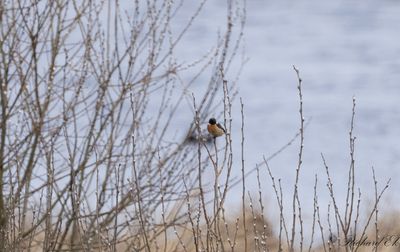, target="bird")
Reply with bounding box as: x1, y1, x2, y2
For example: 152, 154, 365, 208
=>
207, 118, 226, 138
